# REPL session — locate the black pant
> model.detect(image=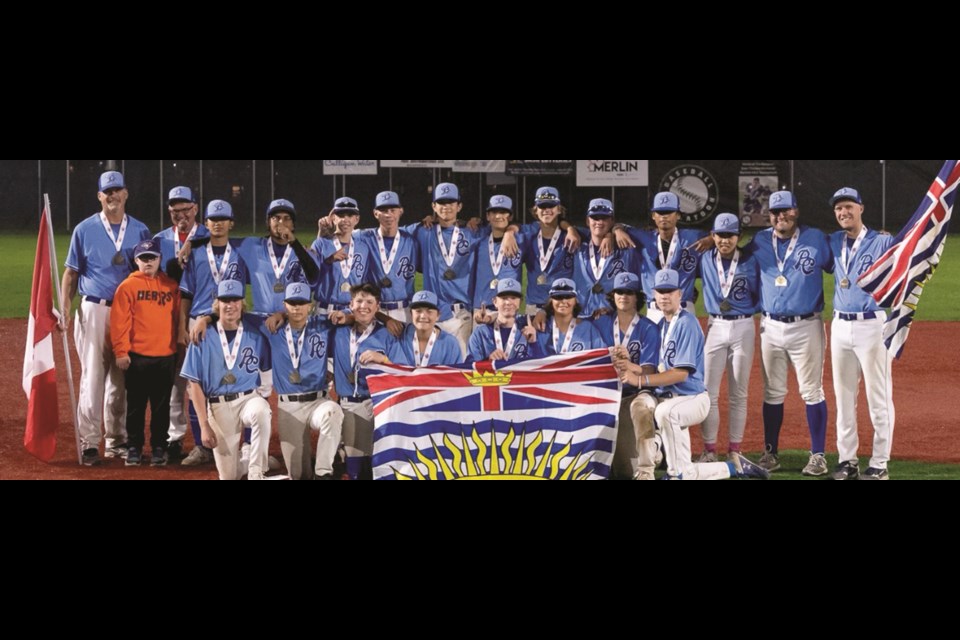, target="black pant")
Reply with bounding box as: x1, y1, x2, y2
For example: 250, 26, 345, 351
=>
124, 353, 176, 451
